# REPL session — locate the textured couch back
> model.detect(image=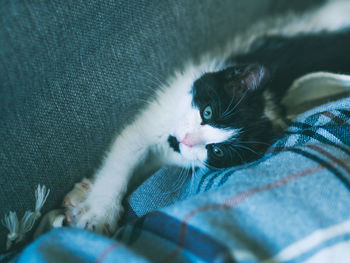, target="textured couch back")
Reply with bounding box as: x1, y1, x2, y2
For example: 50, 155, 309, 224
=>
0, 0, 323, 253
